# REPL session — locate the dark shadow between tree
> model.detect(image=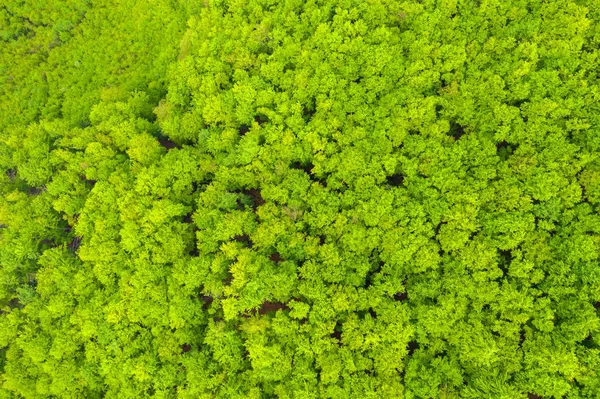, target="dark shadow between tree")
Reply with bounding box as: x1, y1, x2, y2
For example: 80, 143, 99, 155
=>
181, 344, 192, 353
257, 301, 289, 315
386, 173, 404, 187
254, 114, 269, 125
269, 252, 283, 263
330, 322, 343, 345
394, 291, 408, 301
158, 137, 181, 150
496, 141, 516, 160
199, 295, 213, 310
519, 329, 526, 348
498, 249, 512, 275
239, 124, 250, 136
407, 340, 420, 355
233, 234, 253, 248
448, 121, 466, 140
68, 236, 82, 252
